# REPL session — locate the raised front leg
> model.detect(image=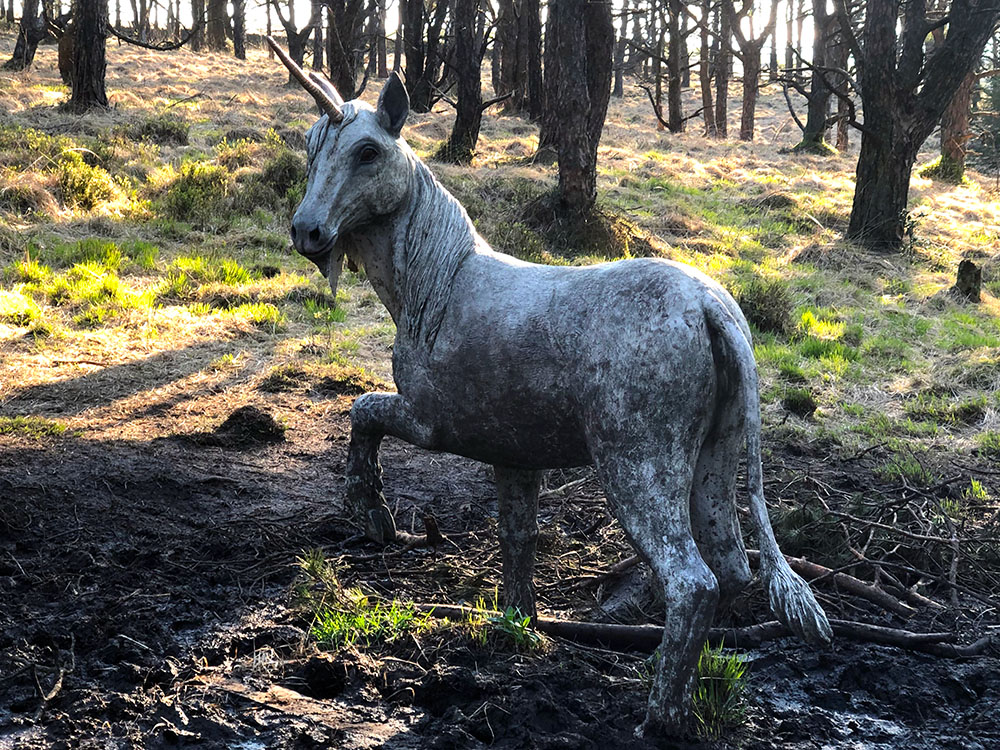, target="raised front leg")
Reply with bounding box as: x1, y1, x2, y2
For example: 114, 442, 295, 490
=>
493, 466, 542, 620
347, 392, 436, 544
